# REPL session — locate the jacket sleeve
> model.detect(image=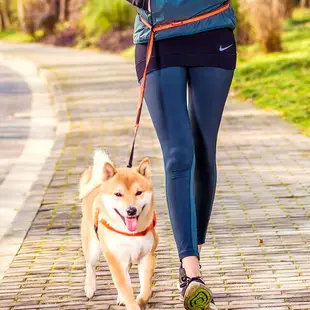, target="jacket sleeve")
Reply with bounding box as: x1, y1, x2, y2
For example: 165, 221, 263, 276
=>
126, 0, 149, 11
